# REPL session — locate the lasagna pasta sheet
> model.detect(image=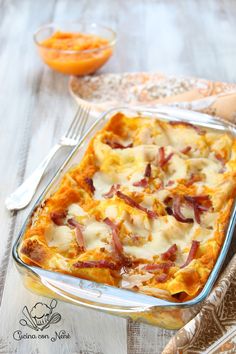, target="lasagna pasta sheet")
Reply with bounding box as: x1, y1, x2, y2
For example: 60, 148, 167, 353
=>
20, 113, 236, 302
